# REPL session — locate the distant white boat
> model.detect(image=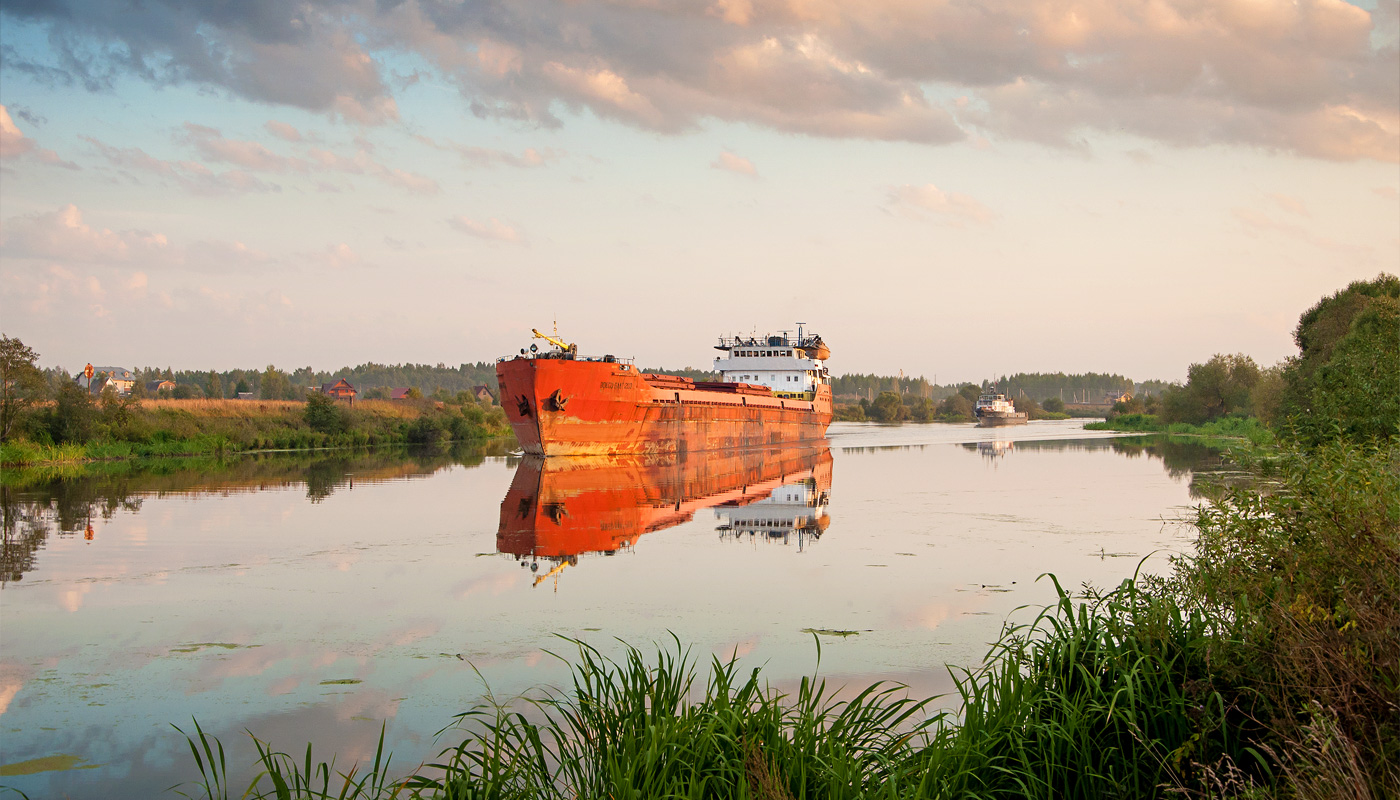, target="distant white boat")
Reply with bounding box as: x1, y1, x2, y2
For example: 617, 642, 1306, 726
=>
974, 390, 1028, 427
